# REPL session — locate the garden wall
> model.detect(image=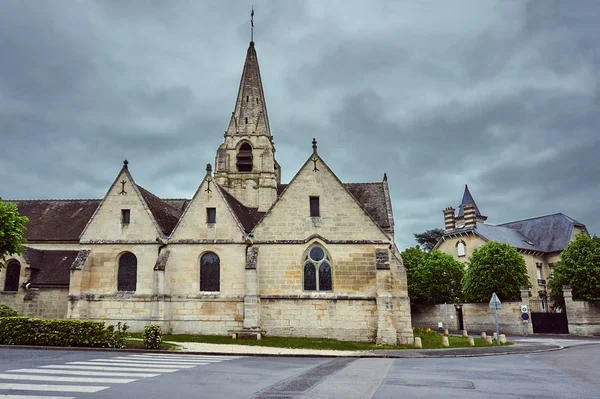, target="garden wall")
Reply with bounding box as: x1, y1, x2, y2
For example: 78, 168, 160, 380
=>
564, 287, 600, 336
